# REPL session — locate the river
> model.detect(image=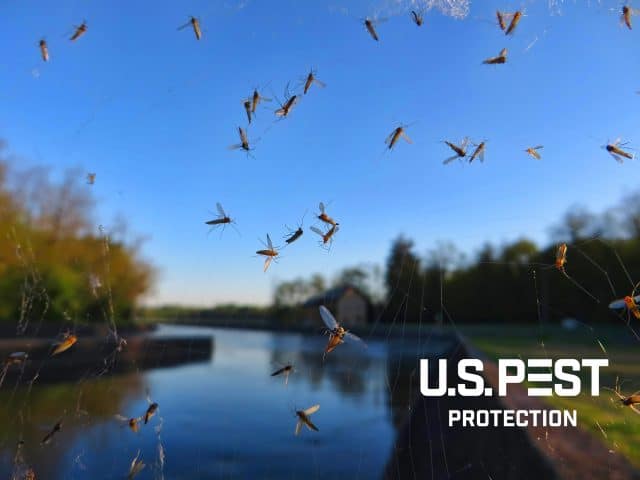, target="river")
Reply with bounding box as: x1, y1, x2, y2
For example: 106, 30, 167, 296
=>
0, 324, 454, 479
